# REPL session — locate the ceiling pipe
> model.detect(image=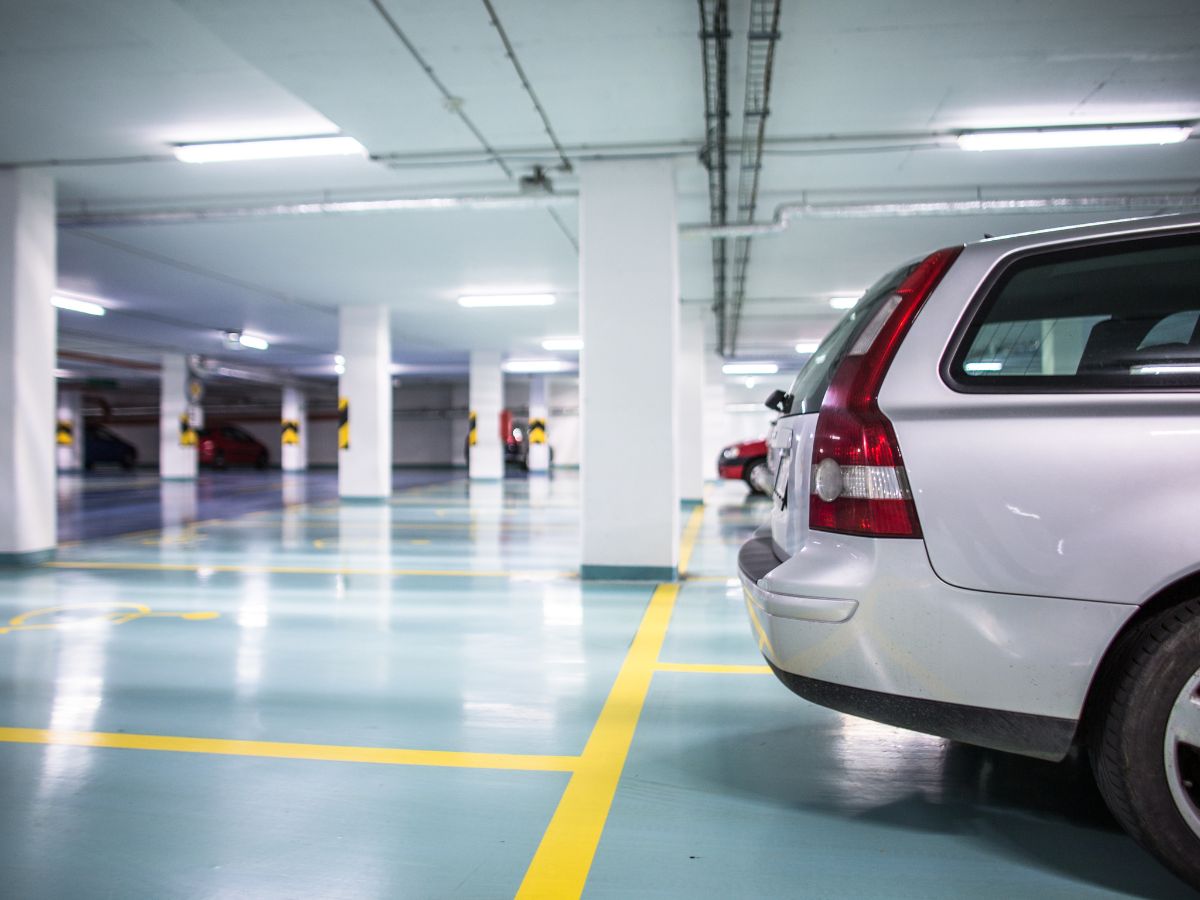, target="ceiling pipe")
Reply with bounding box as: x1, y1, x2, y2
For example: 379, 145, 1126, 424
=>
57, 192, 578, 228
681, 192, 1200, 238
